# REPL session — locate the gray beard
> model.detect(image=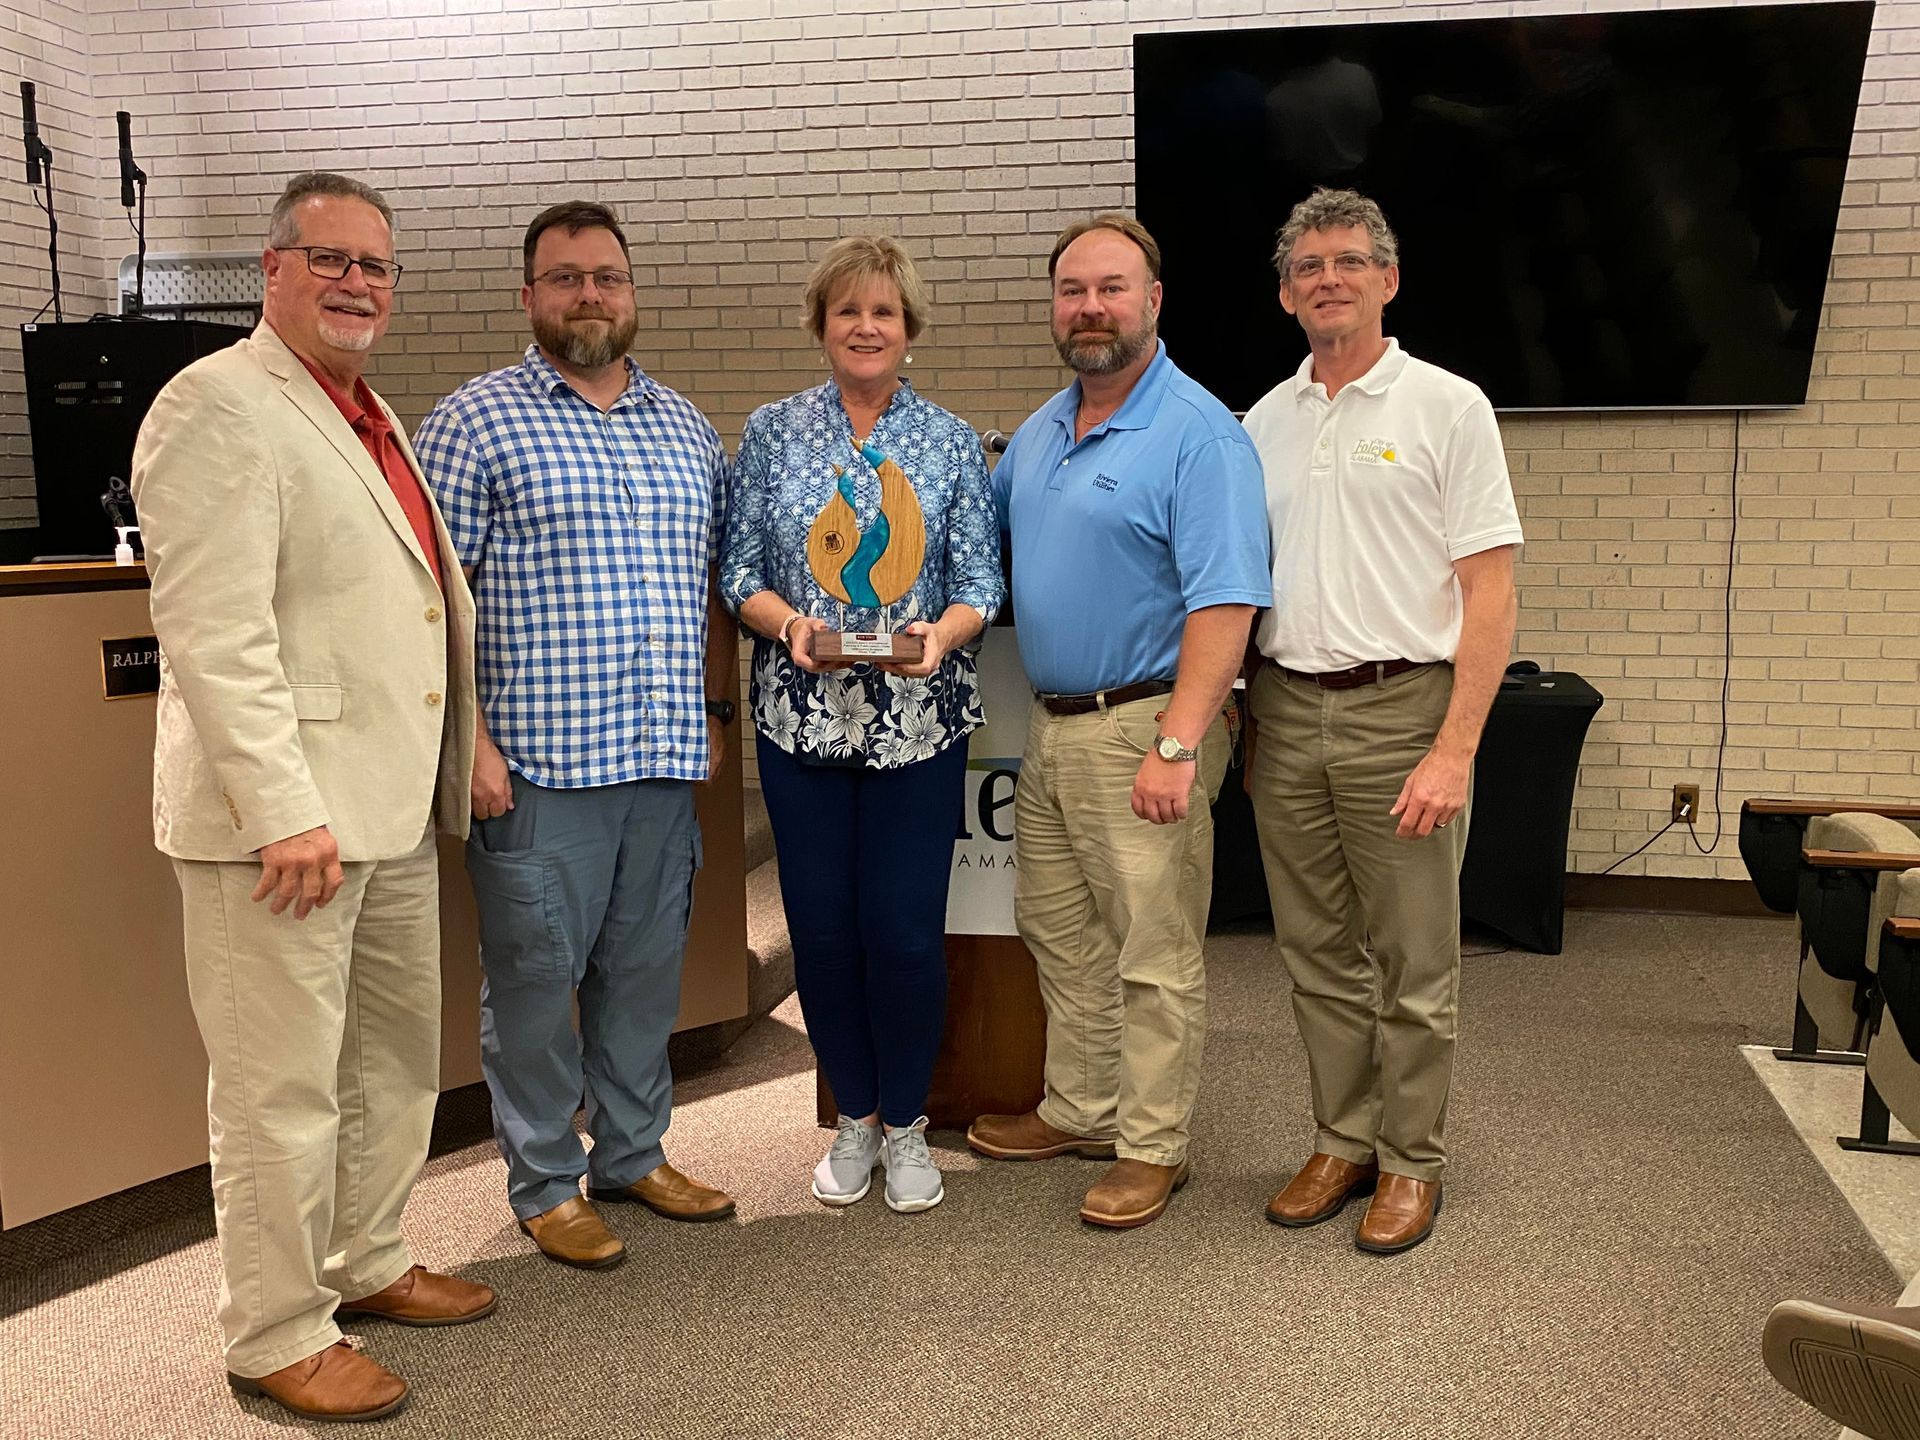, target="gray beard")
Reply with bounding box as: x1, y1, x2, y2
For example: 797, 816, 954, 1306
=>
316, 318, 375, 352
1055, 320, 1155, 376
535, 311, 638, 370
